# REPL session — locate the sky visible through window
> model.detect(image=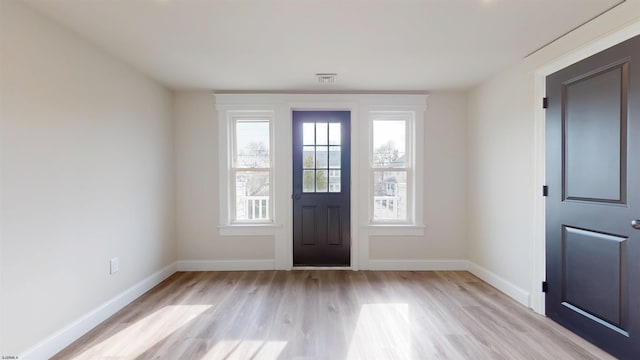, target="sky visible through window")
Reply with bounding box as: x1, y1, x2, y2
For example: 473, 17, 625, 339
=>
373, 120, 406, 155
303, 122, 341, 145
237, 119, 405, 151
236, 120, 269, 152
